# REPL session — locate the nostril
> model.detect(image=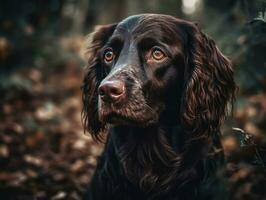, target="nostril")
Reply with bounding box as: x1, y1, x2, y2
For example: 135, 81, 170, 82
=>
110, 86, 124, 96
98, 80, 125, 102
99, 87, 105, 97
